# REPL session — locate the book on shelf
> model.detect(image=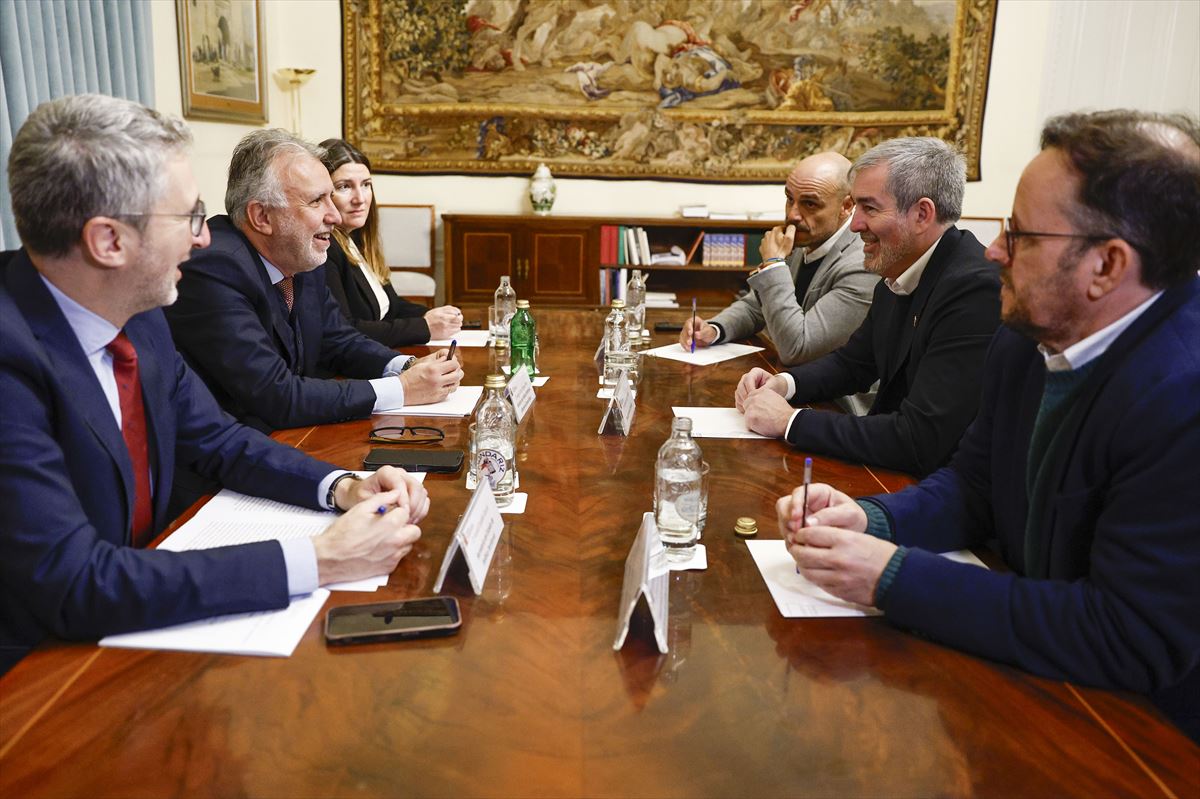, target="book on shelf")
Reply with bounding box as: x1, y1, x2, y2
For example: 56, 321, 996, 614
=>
625, 227, 640, 266
636, 227, 651, 265
684, 230, 705, 264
